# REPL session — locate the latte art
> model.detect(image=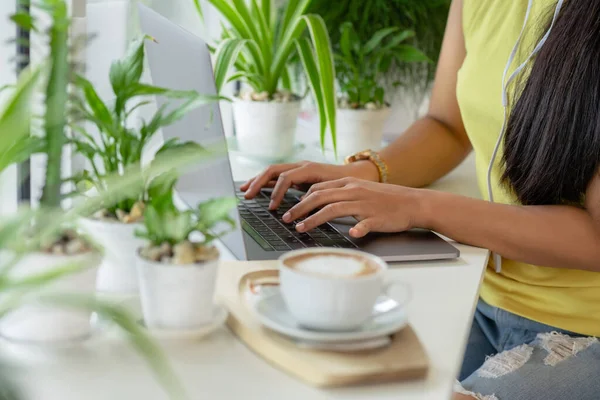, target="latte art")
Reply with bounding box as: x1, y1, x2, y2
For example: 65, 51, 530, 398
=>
284, 252, 379, 278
